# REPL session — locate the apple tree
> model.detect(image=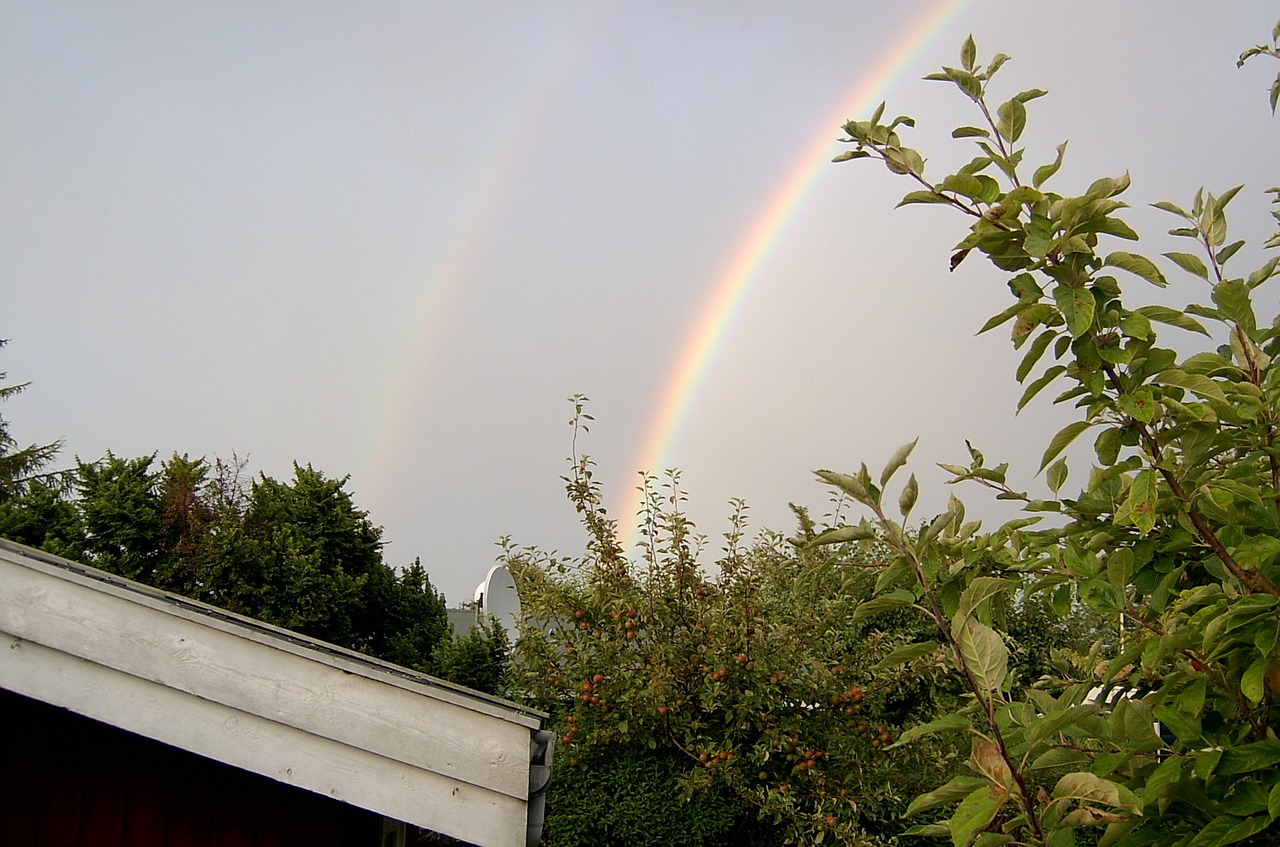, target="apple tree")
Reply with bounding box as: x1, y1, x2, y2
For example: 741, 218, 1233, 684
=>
814, 26, 1280, 847
508, 400, 1083, 845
